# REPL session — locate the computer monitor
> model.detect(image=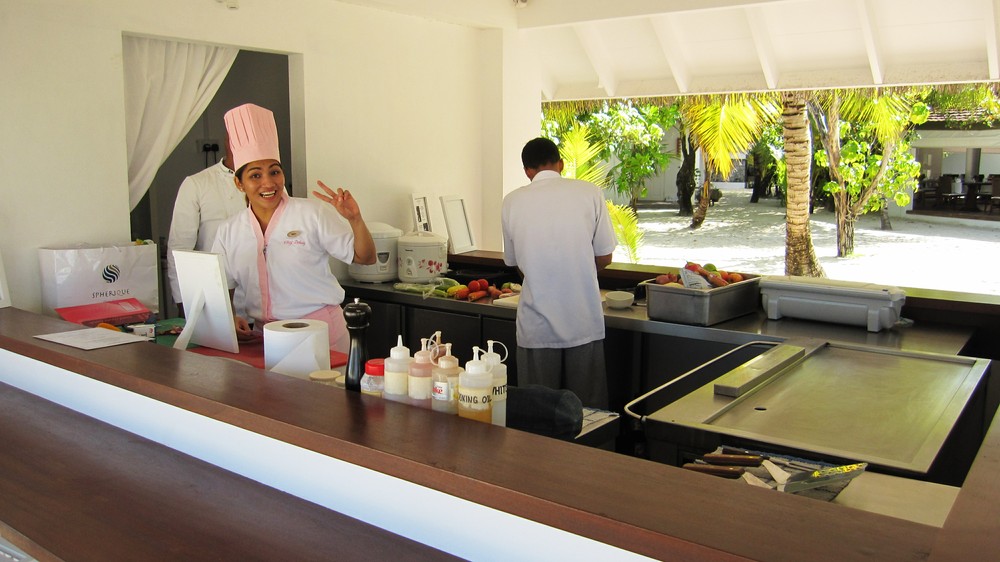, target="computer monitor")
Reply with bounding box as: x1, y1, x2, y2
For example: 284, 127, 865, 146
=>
172, 250, 239, 353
